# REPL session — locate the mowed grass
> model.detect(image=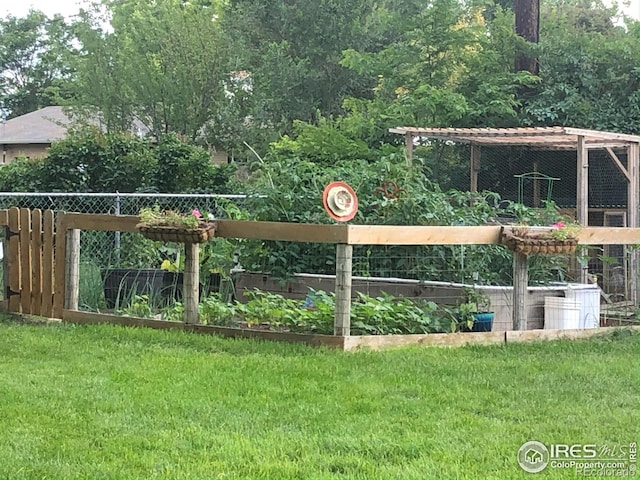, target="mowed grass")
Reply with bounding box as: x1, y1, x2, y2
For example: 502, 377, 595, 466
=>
0, 318, 637, 480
